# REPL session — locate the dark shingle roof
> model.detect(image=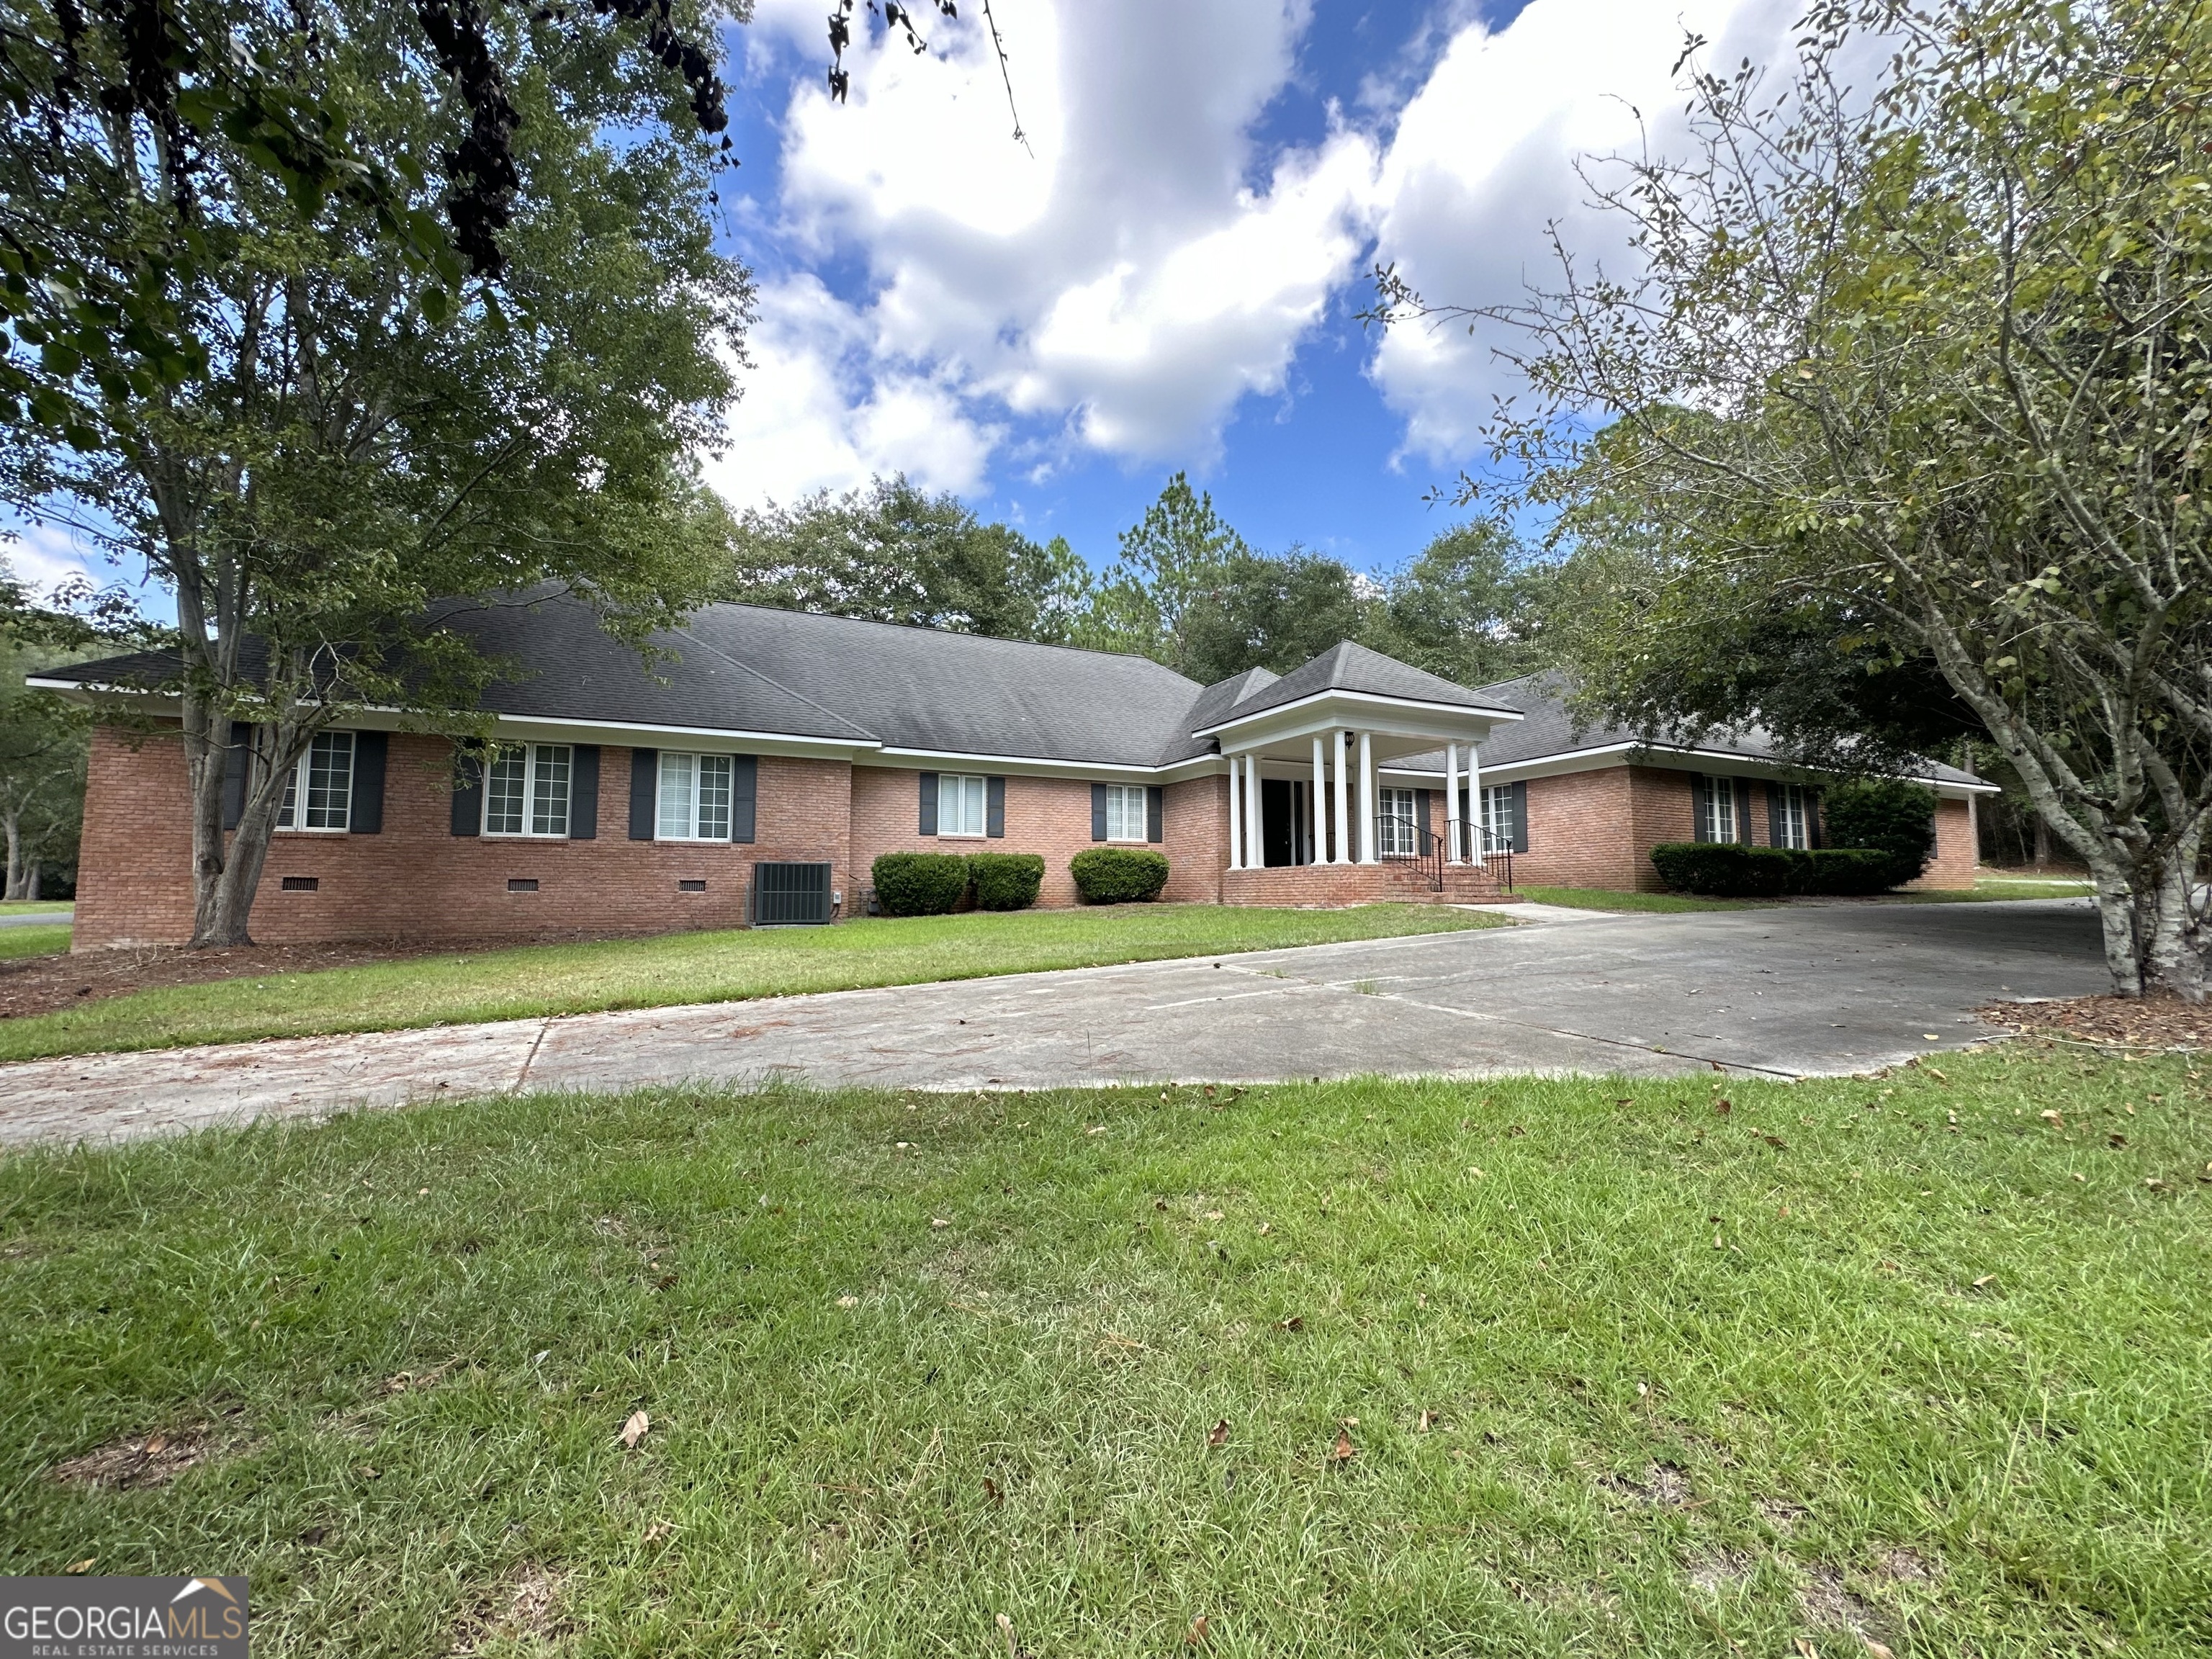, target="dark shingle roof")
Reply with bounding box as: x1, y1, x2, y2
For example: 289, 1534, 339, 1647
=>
1386, 670, 1985, 786
1208, 640, 1521, 726
1163, 667, 1278, 763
